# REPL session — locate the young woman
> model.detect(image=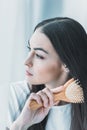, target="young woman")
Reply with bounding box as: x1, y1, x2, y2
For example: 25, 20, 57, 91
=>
7, 17, 87, 130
